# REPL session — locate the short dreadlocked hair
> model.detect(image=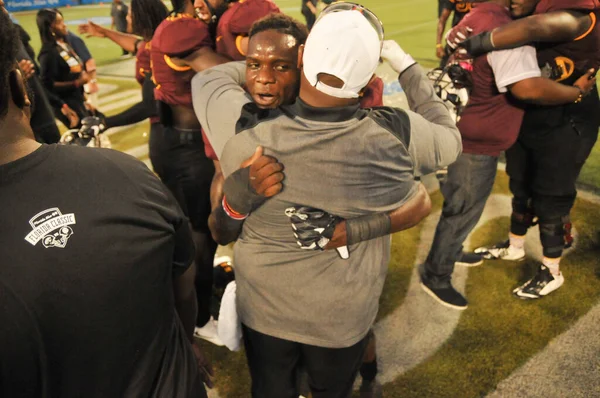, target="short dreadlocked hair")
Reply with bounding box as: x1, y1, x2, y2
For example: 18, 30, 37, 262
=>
0, 10, 19, 117
249, 13, 308, 46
